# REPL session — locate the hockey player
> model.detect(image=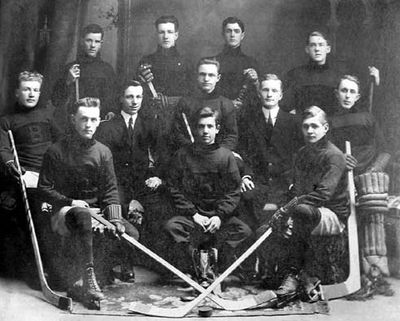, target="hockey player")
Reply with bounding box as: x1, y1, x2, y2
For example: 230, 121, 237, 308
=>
38, 97, 138, 308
